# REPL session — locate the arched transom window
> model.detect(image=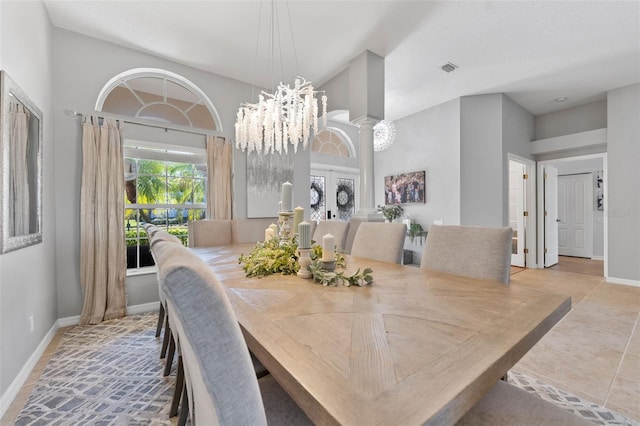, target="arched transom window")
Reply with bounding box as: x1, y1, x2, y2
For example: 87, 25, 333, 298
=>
96, 68, 221, 131
311, 128, 355, 158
